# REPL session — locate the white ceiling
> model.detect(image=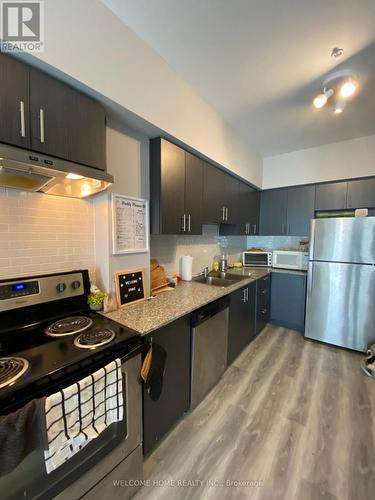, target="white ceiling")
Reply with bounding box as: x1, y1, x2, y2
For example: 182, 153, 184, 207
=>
103, 0, 375, 157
